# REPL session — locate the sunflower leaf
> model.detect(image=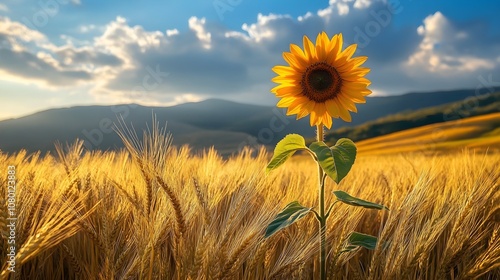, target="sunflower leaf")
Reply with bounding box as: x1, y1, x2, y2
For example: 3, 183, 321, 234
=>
346, 232, 378, 250
266, 134, 308, 174
309, 138, 356, 183
333, 190, 389, 210
265, 201, 312, 238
